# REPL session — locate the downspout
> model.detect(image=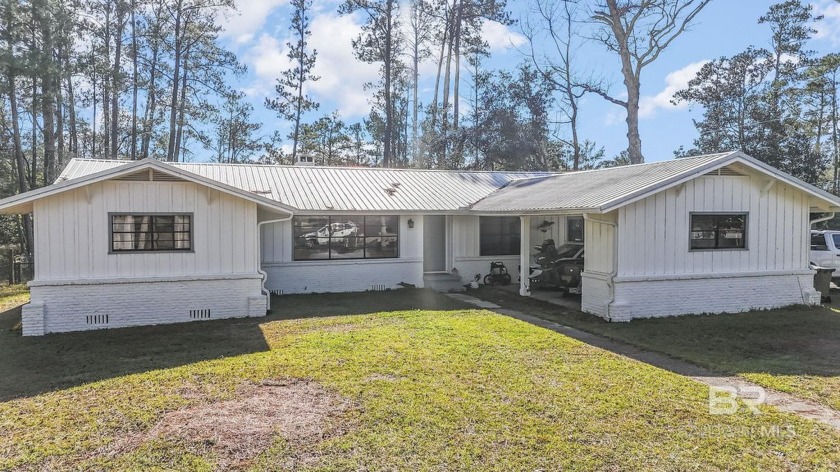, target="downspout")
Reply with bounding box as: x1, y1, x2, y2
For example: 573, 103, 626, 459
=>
810, 212, 835, 227
583, 214, 618, 322
257, 213, 293, 311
